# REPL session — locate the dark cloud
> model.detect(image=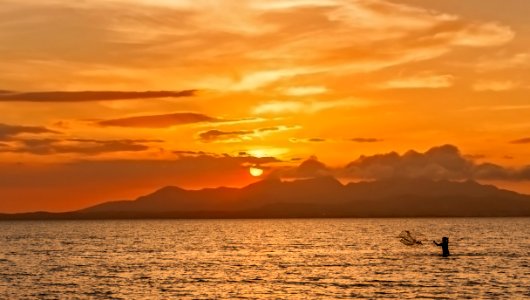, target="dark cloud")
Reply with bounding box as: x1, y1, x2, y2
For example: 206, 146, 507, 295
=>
0, 90, 196, 102
289, 138, 327, 143
471, 163, 511, 180
309, 138, 326, 142
198, 130, 254, 143
519, 166, 530, 179
173, 150, 213, 157
290, 137, 380, 143
510, 138, 530, 144
344, 144, 530, 181
198, 126, 296, 143
1, 138, 158, 155
271, 144, 530, 182
69, 138, 162, 143
171, 150, 278, 163
469, 163, 530, 181
464, 154, 486, 160
294, 156, 330, 178
0, 123, 58, 141
171, 151, 280, 164
98, 112, 220, 128
345, 145, 473, 180
257, 127, 282, 133
289, 138, 328, 143
350, 138, 383, 143
270, 156, 331, 179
